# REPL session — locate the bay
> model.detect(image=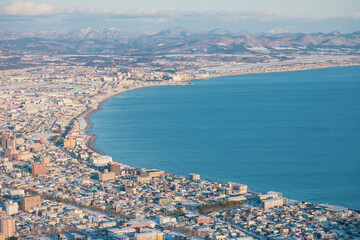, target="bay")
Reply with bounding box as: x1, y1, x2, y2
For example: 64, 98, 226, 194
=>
88, 66, 360, 209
